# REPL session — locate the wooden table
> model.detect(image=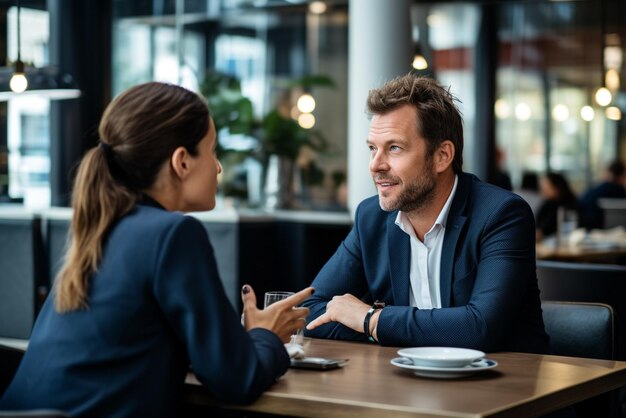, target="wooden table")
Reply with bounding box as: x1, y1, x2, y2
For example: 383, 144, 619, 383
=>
184, 339, 626, 418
